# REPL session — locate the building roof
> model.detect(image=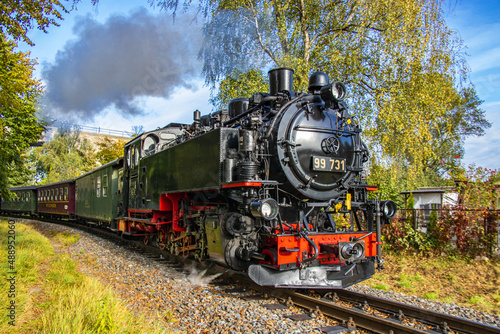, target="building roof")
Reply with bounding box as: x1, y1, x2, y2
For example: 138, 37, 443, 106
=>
400, 186, 455, 195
